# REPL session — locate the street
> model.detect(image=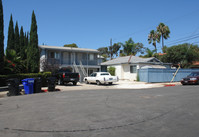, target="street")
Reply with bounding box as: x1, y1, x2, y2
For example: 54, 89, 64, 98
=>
0, 85, 199, 137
